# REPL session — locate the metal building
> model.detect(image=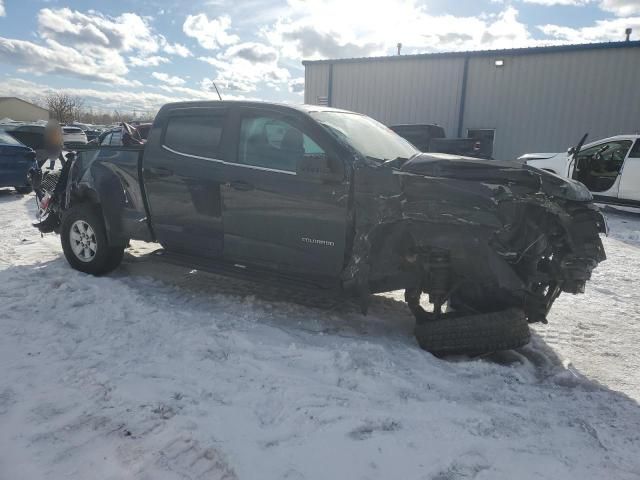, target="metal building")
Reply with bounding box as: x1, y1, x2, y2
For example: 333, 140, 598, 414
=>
303, 41, 640, 160
0, 97, 49, 122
